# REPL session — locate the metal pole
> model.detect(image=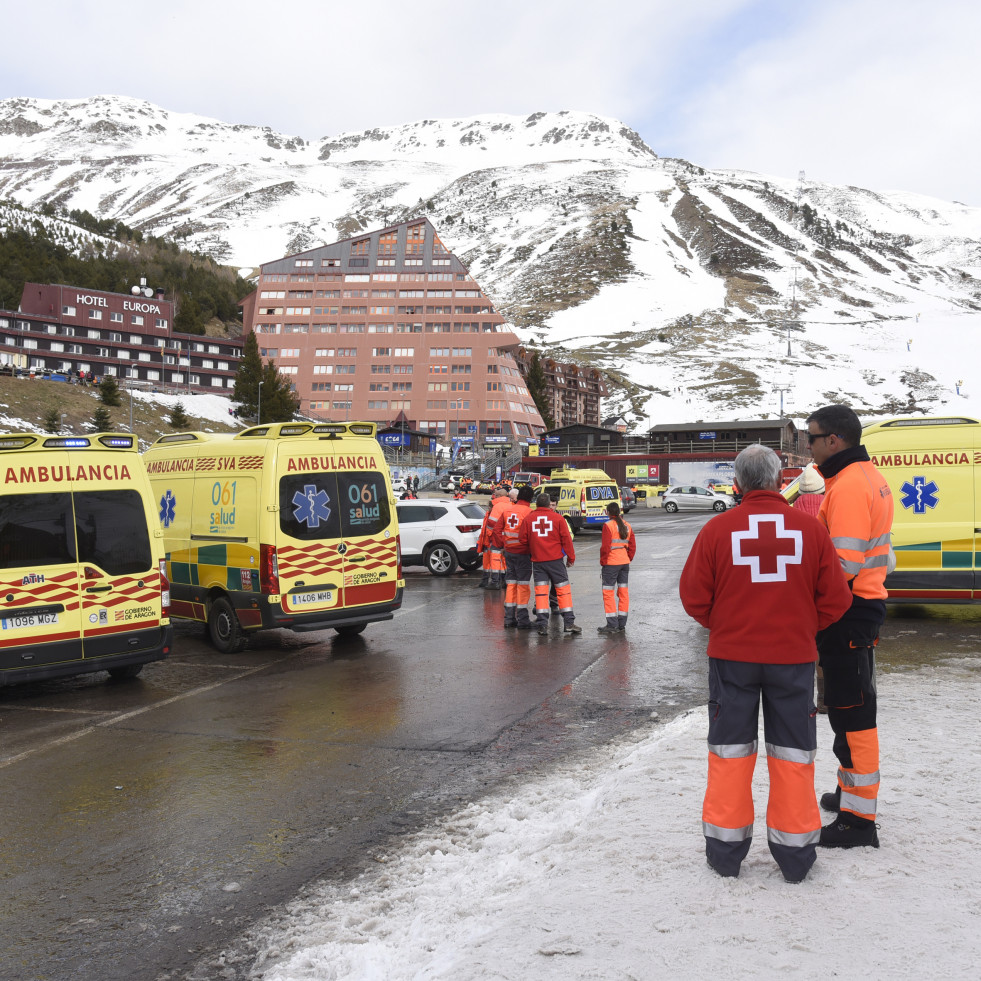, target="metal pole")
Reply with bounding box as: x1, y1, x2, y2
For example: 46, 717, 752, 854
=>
257, 380, 263, 424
